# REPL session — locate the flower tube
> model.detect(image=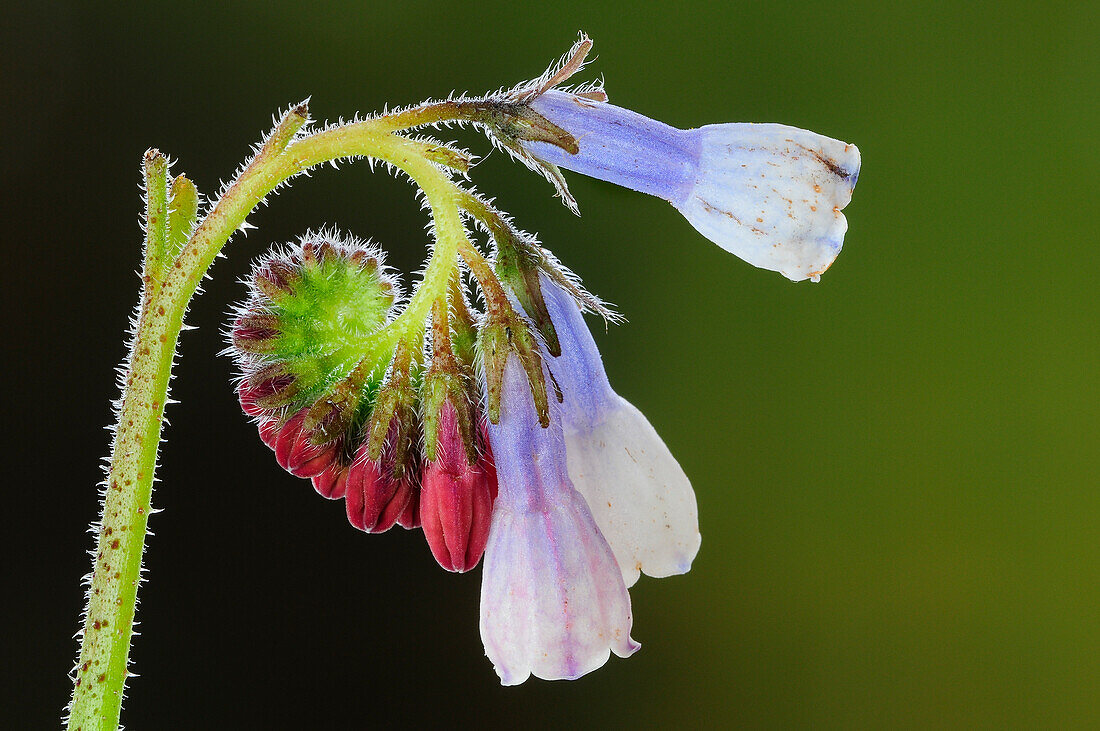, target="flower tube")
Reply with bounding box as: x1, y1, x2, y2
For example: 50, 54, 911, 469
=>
480, 354, 638, 684
522, 89, 861, 282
